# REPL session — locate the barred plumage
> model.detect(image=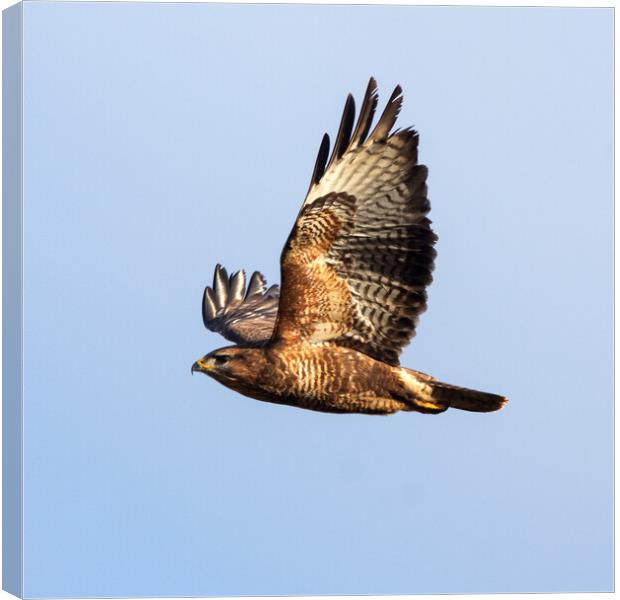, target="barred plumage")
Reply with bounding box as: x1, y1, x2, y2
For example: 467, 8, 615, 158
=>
274, 81, 435, 365
194, 79, 507, 416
